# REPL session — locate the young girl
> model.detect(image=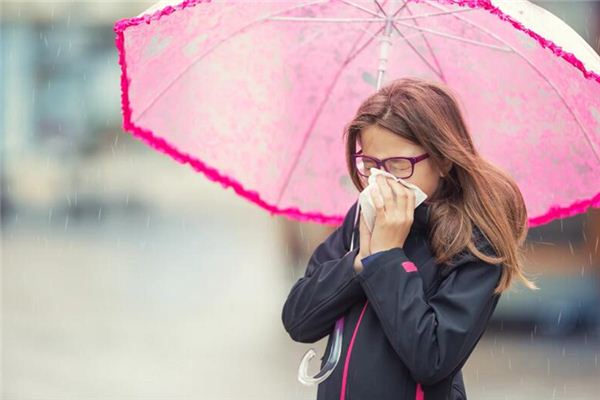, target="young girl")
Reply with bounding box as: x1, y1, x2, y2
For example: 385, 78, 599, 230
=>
282, 77, 538, 400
